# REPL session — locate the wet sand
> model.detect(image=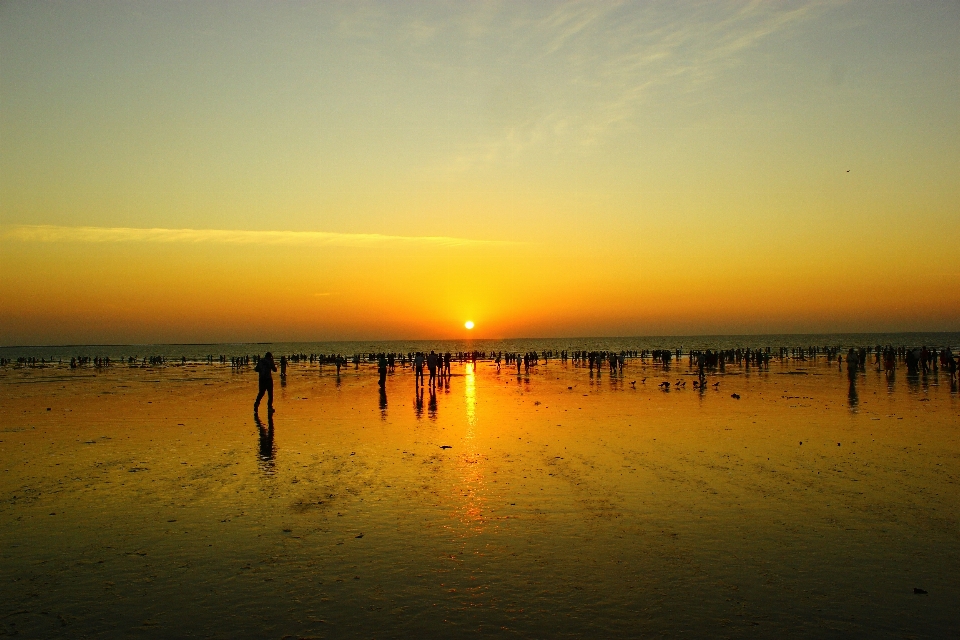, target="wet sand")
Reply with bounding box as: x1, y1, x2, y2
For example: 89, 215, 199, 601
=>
1, 359, 957, 638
